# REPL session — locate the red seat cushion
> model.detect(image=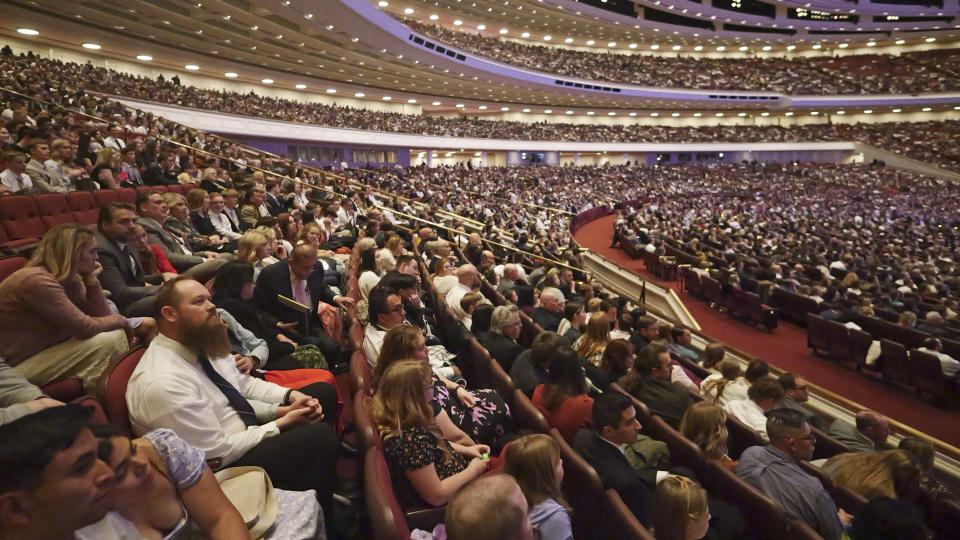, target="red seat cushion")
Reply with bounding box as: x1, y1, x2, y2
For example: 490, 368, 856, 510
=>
93, 189, 121, 207
34, 193, 75, 230
66, 191, 99, 226
0, 255, 26, 283
102, 347, 145, 437
117, 188, 137, 205
0, 195, 45, 240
